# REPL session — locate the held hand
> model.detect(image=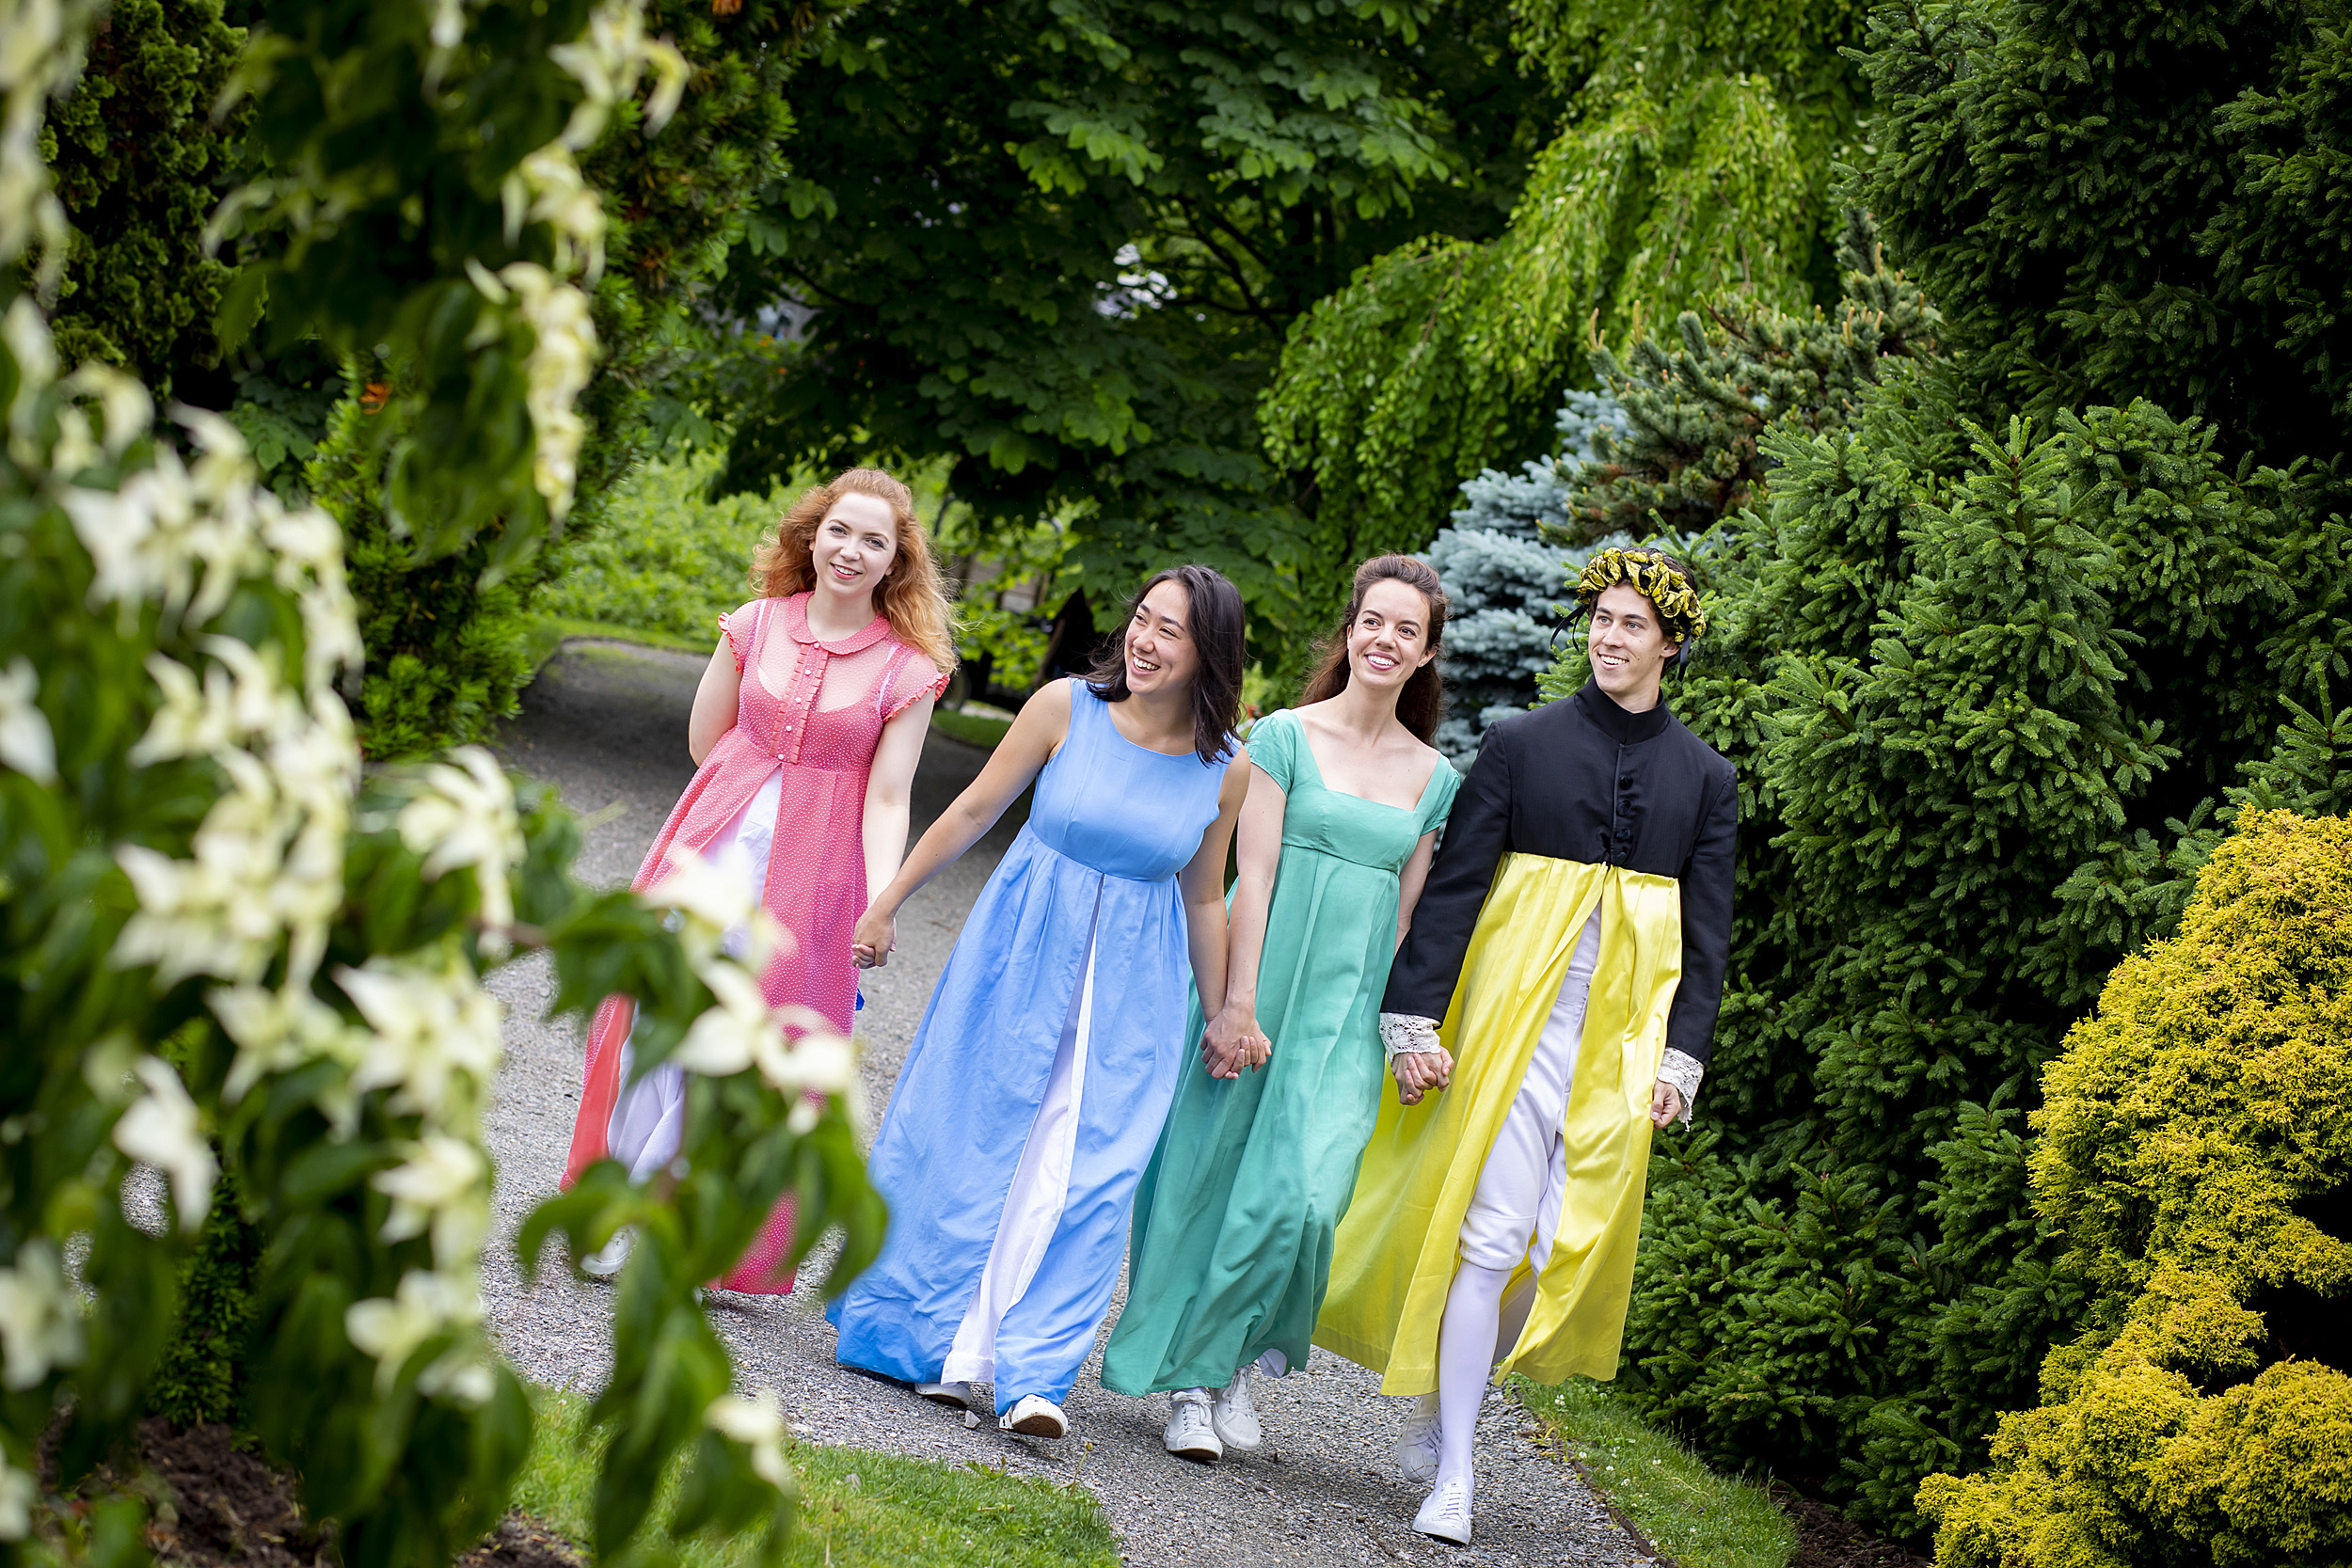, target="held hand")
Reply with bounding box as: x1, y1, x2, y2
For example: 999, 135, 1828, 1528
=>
1200, 1005, 1259, 1080
850, 905, 897, 971
1391, 1048, 1453, 1105
1648, 1080, 1685, 1128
